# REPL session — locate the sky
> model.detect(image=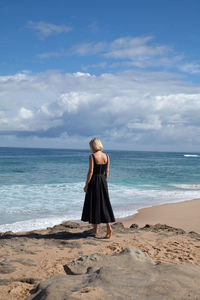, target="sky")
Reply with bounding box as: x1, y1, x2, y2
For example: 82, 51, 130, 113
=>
0, 0, 200, 151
